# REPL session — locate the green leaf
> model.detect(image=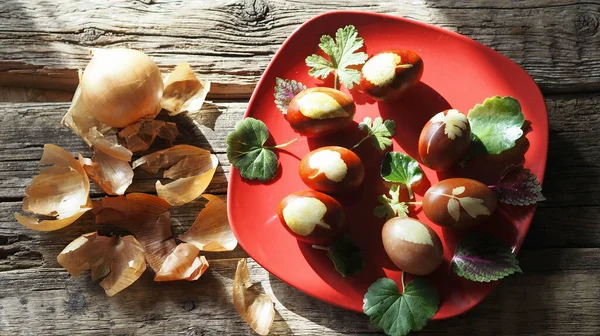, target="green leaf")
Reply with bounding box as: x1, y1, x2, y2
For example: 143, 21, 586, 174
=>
326, 235, 363, 277
274, 78, 306, 114
355, 117, 396, 150
374, 185, 409, 220
363, 277, 439, 336
226, 118, 278, 182
305, 25, 368, 89
452, 234, 522, 282
467, 96, 525, 155
380, 152, 423, 199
